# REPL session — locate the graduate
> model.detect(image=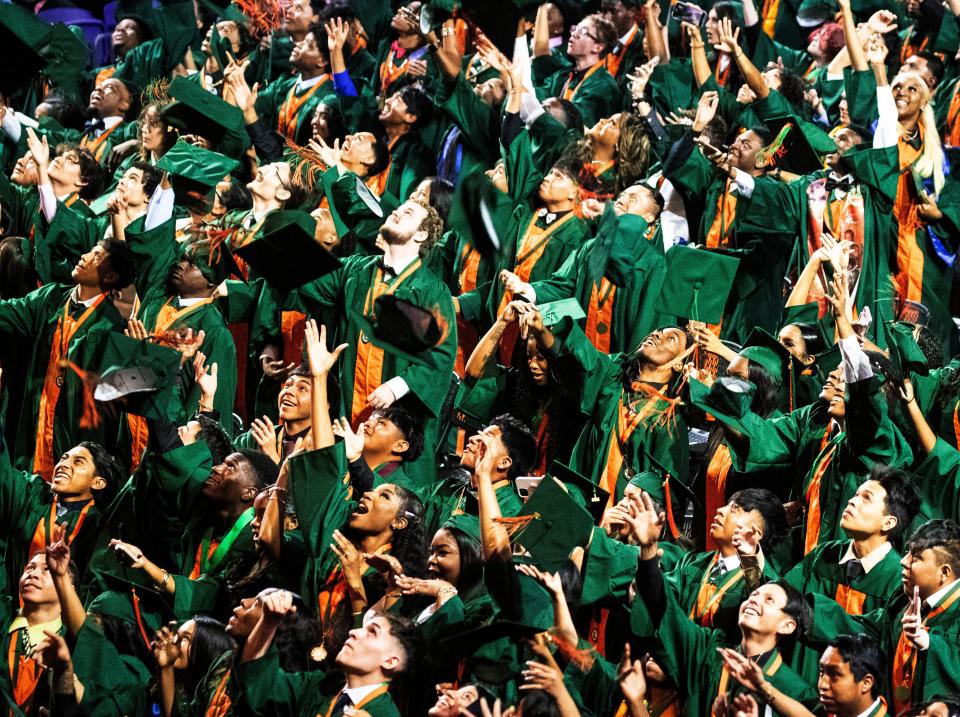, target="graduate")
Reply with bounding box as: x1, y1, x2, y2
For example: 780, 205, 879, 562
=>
237, 590, 415, 717
627, 490, 819, 717
332, 405, 426, 491
0, 238, 134, 476
805, 519, 960, 714
79, 79, 133, 165
601, 0, 648, 85
0, 554, 67, 715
